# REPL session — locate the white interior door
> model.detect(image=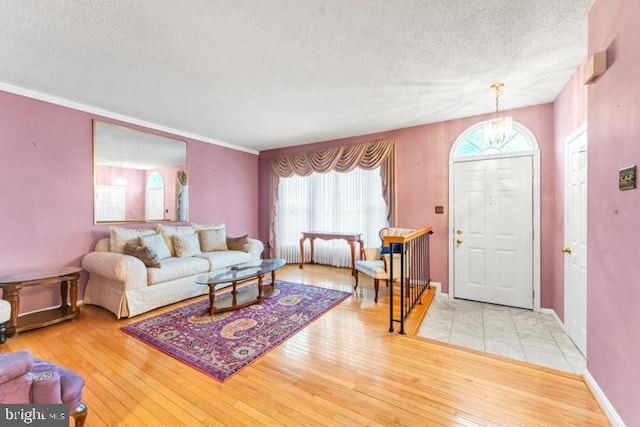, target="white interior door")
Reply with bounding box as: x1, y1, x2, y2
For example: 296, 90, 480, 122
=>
453, 156, 533, 308
564, 129, 587, 355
